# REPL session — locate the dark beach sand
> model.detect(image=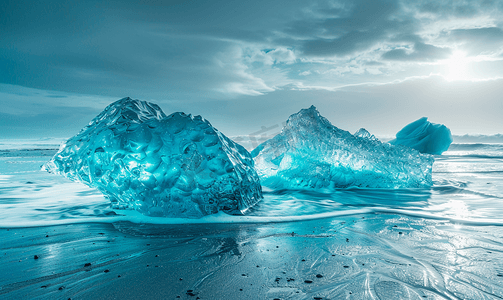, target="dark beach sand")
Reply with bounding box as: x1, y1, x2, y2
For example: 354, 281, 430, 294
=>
2, 213, 503, 299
